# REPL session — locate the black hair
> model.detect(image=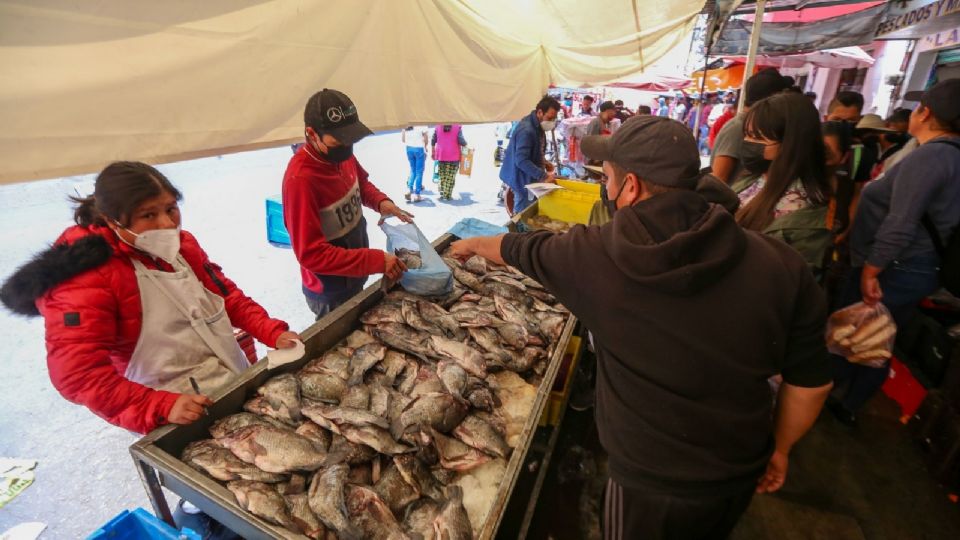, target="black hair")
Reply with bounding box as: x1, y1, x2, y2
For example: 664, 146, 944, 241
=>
829, 91, 865, 113
582, 95, 594, 102
72, 161, 182, 227
744, 68, 789, 106
886, 107, 912, 124
614, 99, 624, 106
599, 101, 616, 112
804, 91, 818, 100
738, 92, 831, 231
822, 121, 853, 155
638, 105, 652, 115
536, 96, 562, 114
